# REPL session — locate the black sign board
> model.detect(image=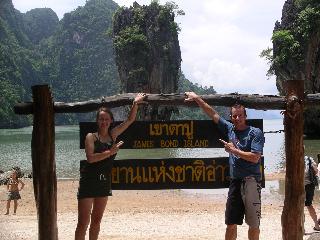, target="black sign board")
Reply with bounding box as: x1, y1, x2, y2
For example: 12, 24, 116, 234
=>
107, 157, 265, 189
79, 119, 265, 189
80, 119, 263, 149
